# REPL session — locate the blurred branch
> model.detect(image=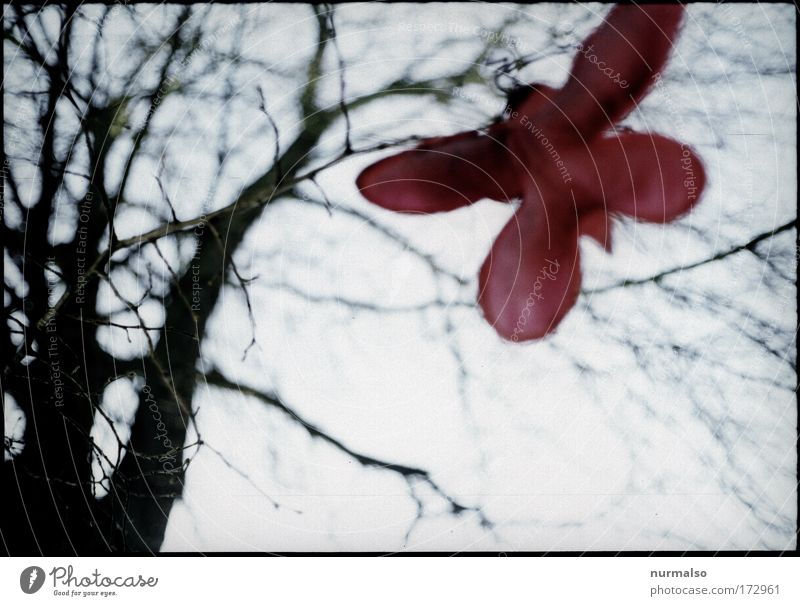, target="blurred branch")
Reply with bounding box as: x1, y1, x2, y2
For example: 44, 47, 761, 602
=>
584, 219, 797, 294
256, 280, 473, 313
203, 370, 493, 530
